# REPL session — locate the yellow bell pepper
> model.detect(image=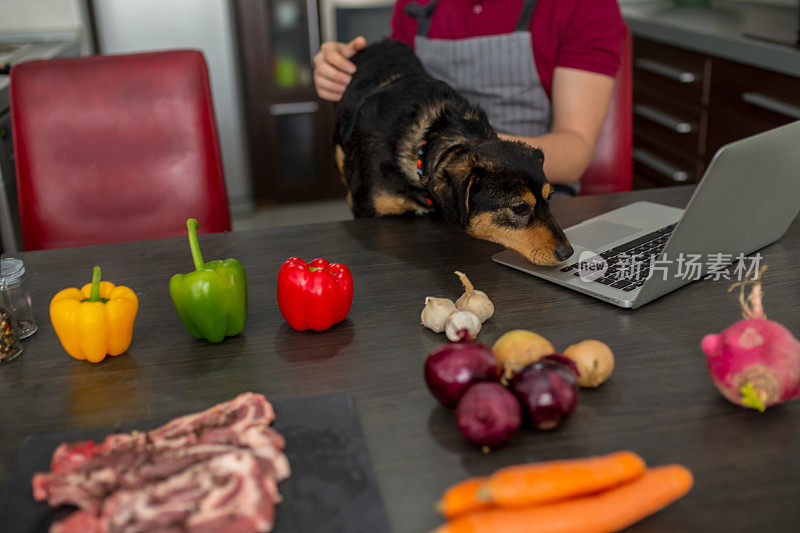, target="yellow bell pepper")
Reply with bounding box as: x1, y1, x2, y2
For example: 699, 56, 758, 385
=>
50, 266, 138, 363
